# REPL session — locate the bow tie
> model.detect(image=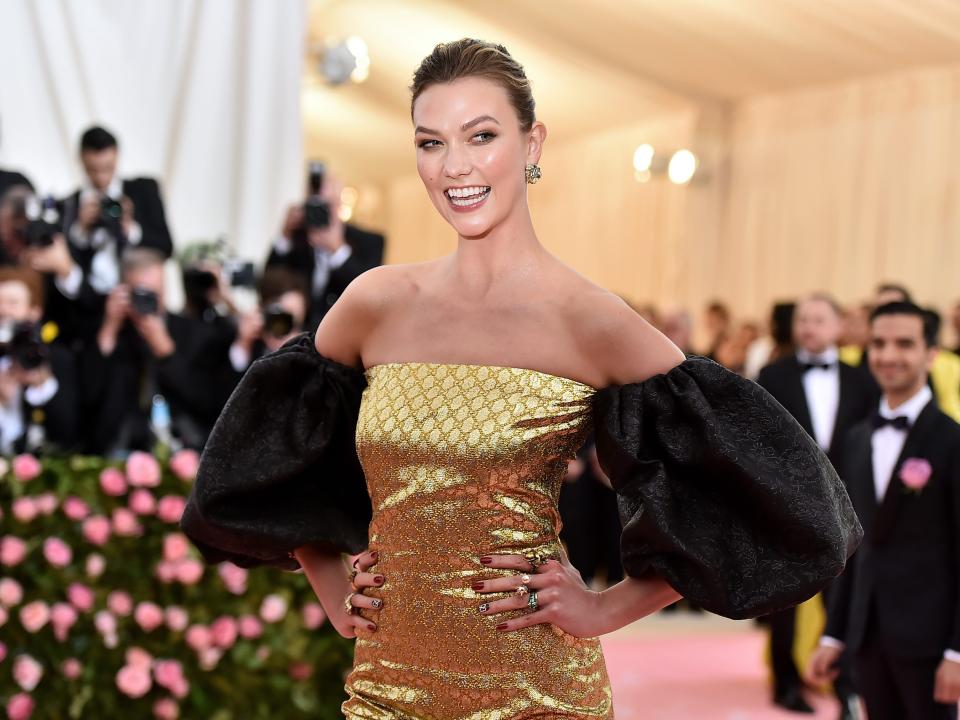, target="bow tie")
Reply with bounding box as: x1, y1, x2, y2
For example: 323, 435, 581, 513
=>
871, 413, 911, 431
801, 361, 834, 372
